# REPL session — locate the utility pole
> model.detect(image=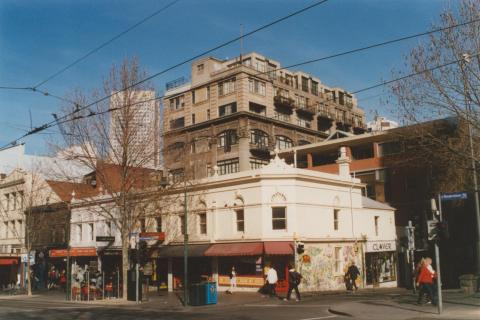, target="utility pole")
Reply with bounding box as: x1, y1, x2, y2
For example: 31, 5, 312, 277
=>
406, 220, 416, 293
461, 53, 480, 275
431, 197, 443, 314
